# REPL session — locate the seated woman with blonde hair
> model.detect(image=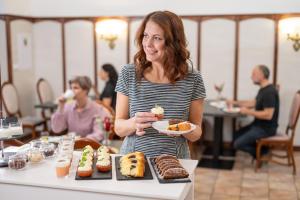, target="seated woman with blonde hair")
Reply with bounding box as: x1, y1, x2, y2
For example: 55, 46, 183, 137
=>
51, 76, 111, 141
